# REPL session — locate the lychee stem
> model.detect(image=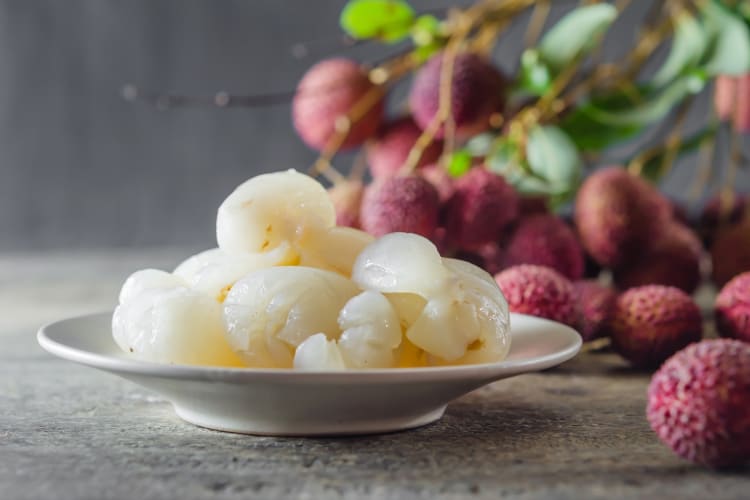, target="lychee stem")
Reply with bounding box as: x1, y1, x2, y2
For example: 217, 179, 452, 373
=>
688, 126, 717, 201
523, 0, 550, 49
